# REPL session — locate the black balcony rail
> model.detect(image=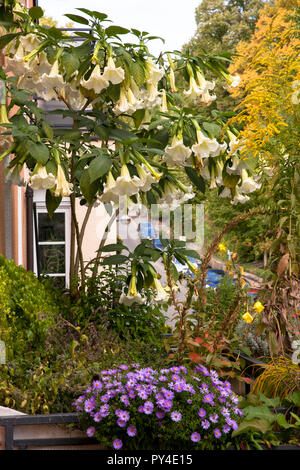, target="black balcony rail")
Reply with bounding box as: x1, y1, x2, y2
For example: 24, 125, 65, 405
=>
0, 412, 98, 450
